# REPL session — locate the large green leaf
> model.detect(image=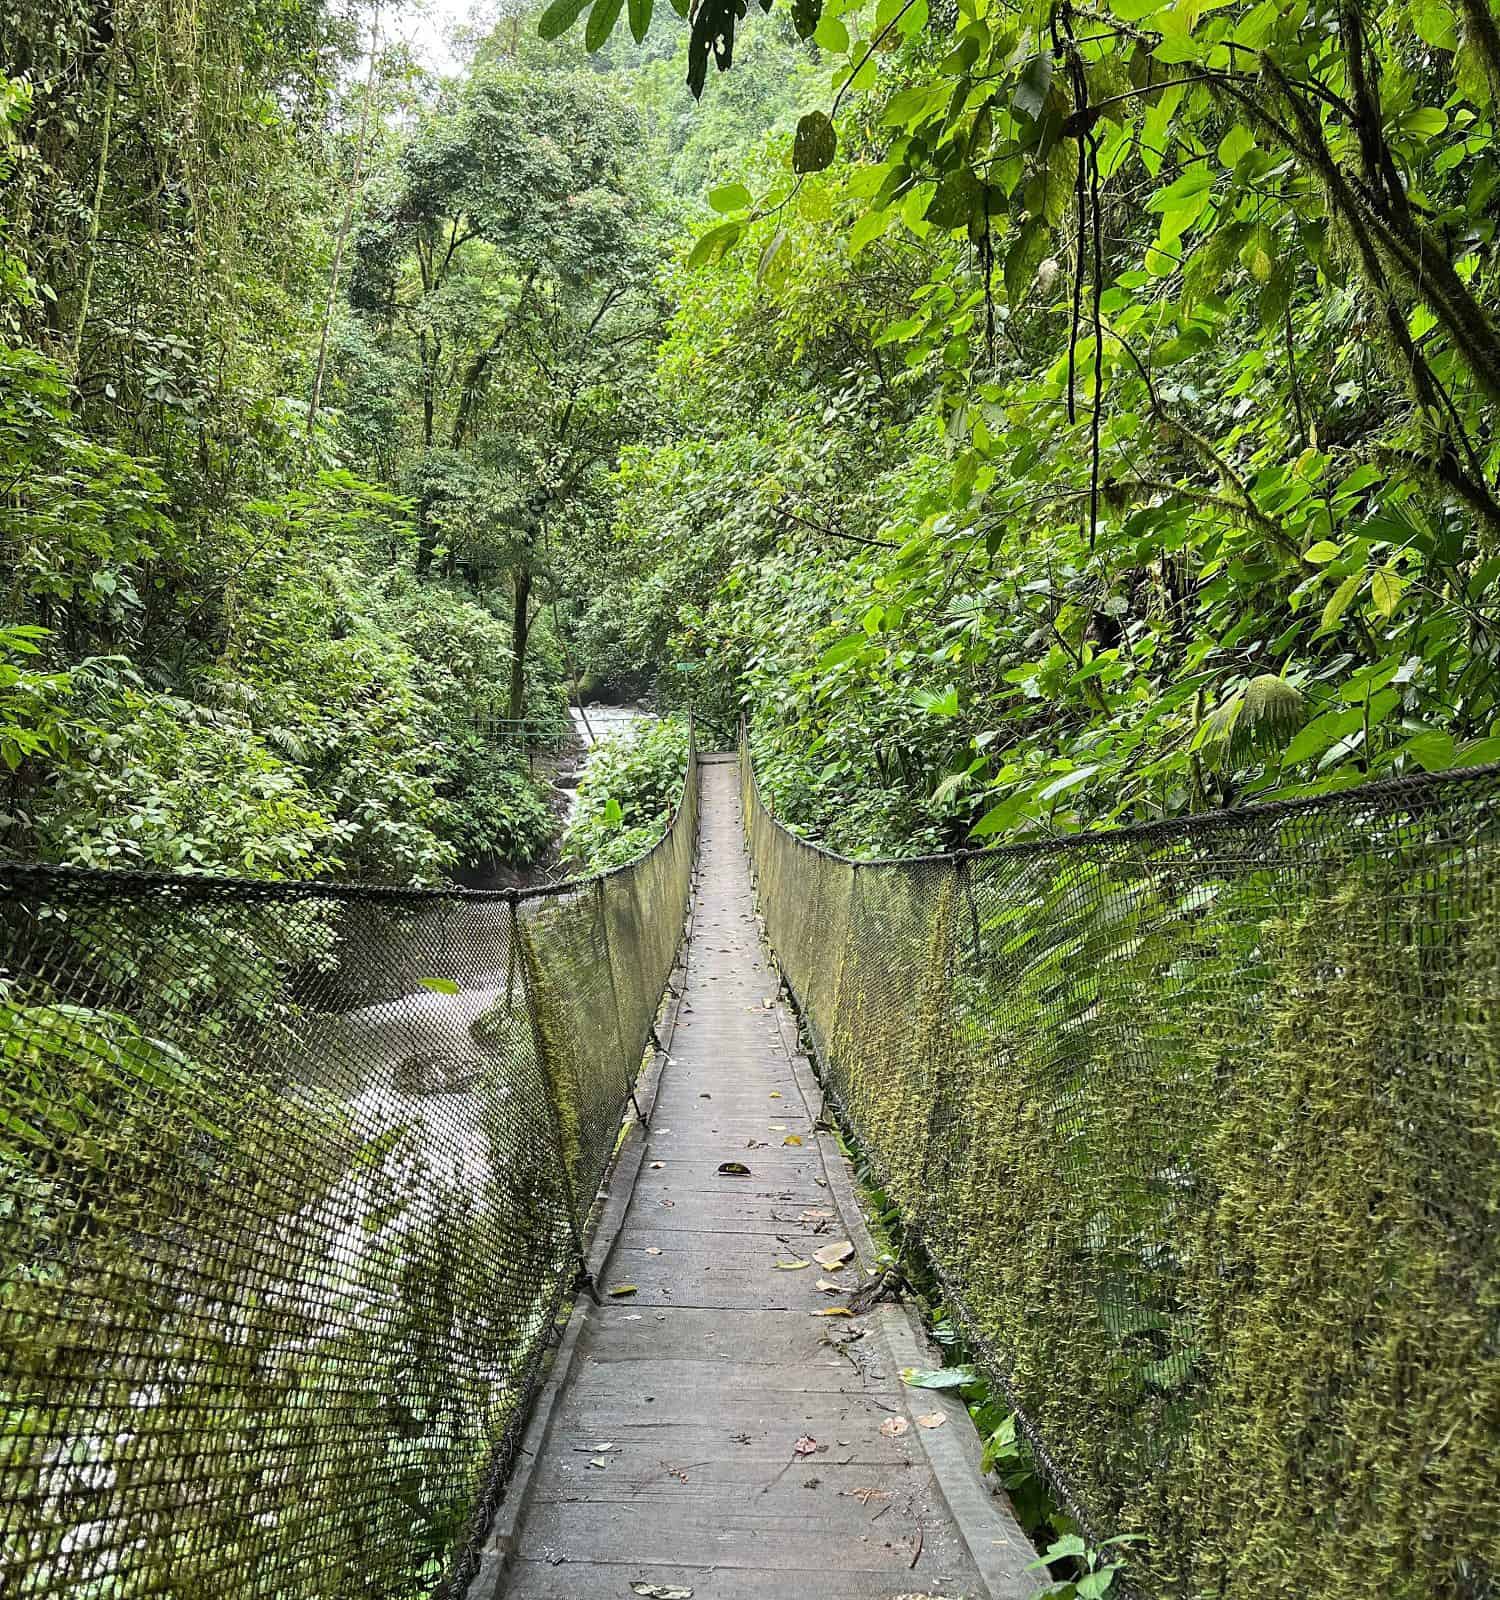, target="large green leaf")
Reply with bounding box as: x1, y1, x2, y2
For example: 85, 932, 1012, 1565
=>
585, 0, 625, 51
1004, 219, 1048, 306
1011, 53, 1053, 119
537, 0, 589, 39
709, 182, 752, 214
687, 220, 743, 268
